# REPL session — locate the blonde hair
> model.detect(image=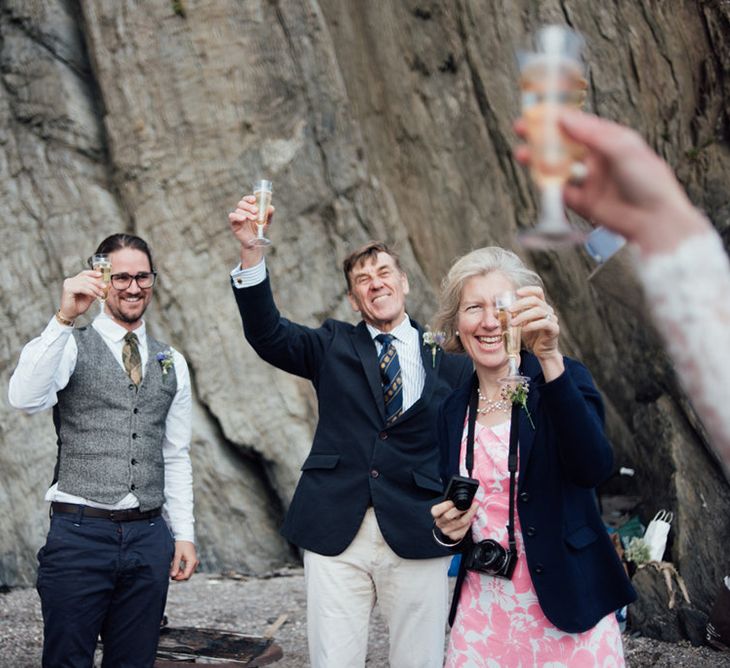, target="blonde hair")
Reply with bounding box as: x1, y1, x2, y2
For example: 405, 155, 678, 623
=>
434, 247, 543, 353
